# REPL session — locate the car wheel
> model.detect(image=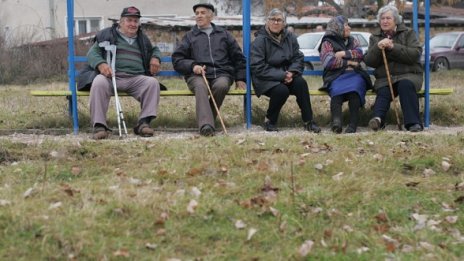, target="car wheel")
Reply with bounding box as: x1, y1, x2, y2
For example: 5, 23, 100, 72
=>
433, 57, 449, 72
304, 62, 314, 71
